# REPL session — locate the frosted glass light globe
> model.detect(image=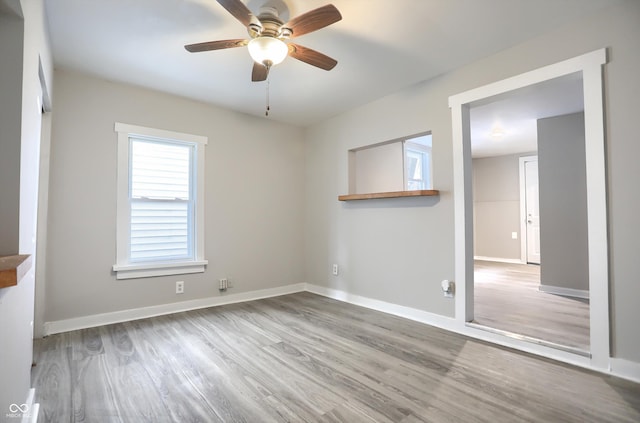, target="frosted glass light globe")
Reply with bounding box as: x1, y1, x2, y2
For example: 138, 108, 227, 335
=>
248, 37, 288, 66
